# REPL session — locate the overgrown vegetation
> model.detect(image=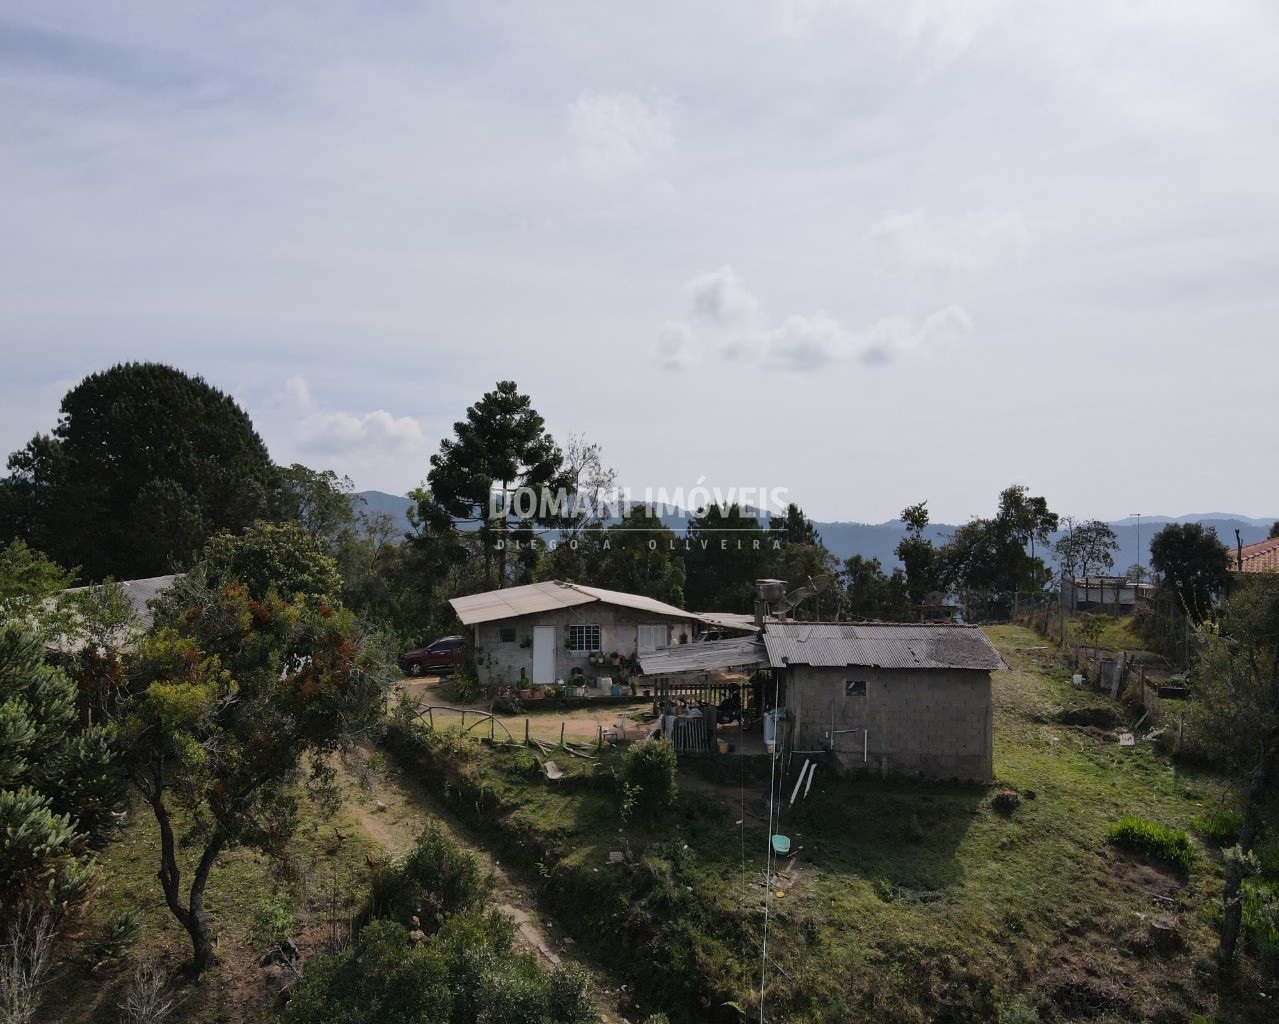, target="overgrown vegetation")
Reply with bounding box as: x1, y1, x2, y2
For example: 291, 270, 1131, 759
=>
1106, 816, 1195, 872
